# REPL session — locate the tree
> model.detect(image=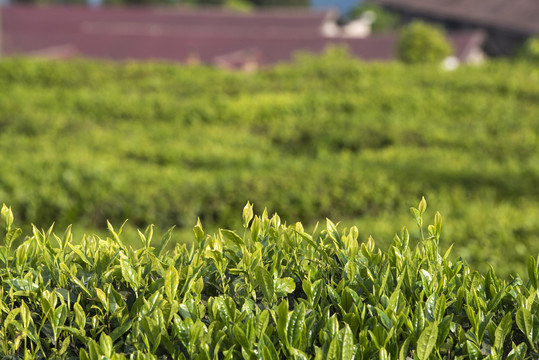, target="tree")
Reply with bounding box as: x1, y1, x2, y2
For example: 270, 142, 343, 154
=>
397, 21, 452, 64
